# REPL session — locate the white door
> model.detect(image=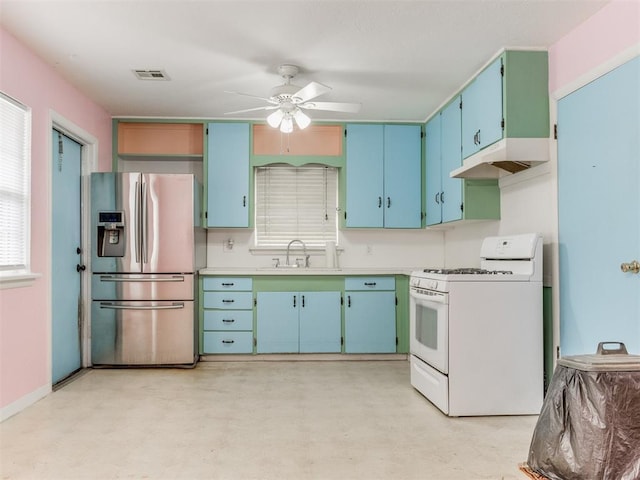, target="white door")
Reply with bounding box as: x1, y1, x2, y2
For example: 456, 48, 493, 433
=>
557, 56, 640, 356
